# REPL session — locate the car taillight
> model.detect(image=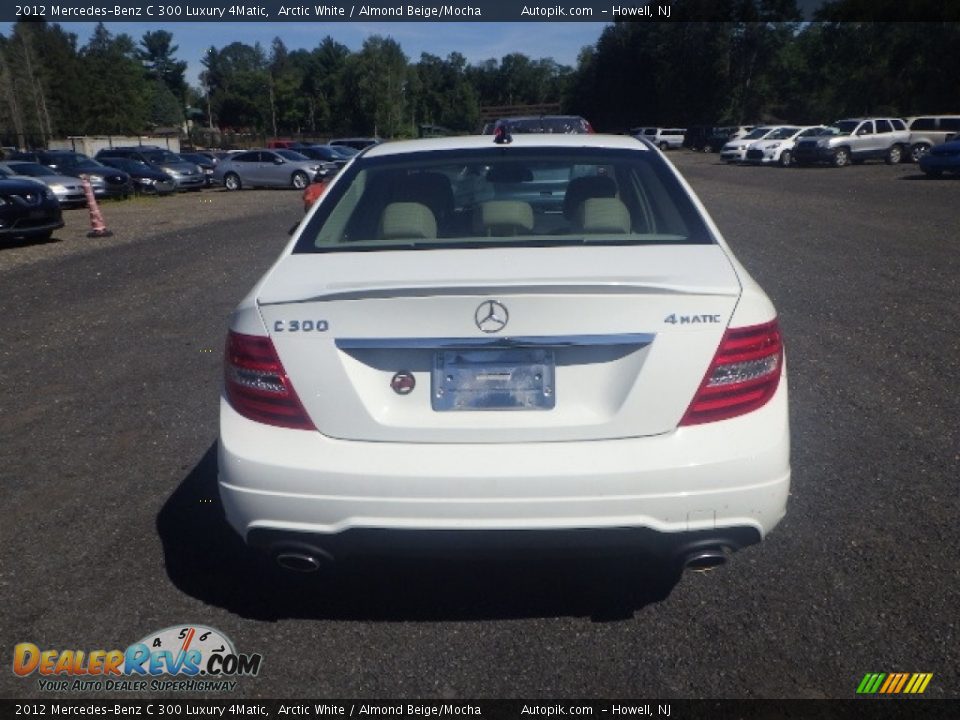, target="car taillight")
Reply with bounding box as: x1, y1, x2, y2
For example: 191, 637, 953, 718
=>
680, 319, 783, 426
224, 331, 315, 430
